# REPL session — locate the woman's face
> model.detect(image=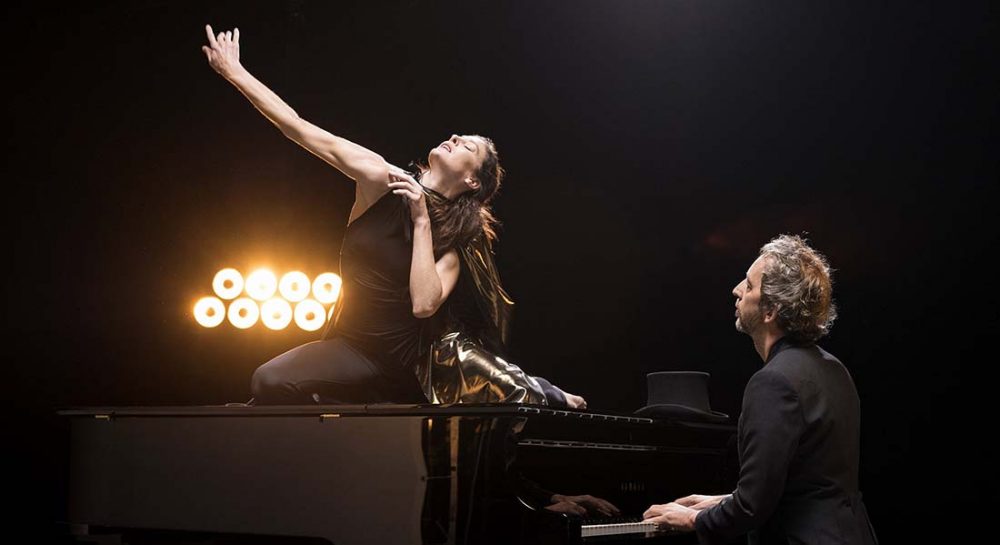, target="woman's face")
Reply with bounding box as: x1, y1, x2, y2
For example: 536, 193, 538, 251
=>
429, 134, 488, 184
